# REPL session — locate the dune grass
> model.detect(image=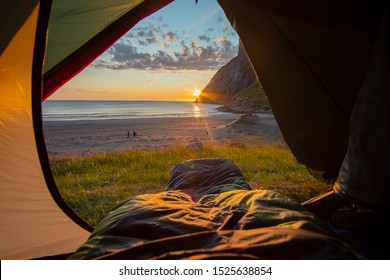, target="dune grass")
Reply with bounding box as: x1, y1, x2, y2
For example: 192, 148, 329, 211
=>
50, 138, 331, 226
